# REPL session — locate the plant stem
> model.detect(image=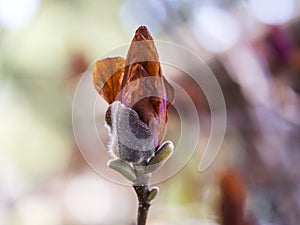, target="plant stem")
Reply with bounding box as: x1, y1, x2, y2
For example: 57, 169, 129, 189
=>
133, 185, 151, 225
